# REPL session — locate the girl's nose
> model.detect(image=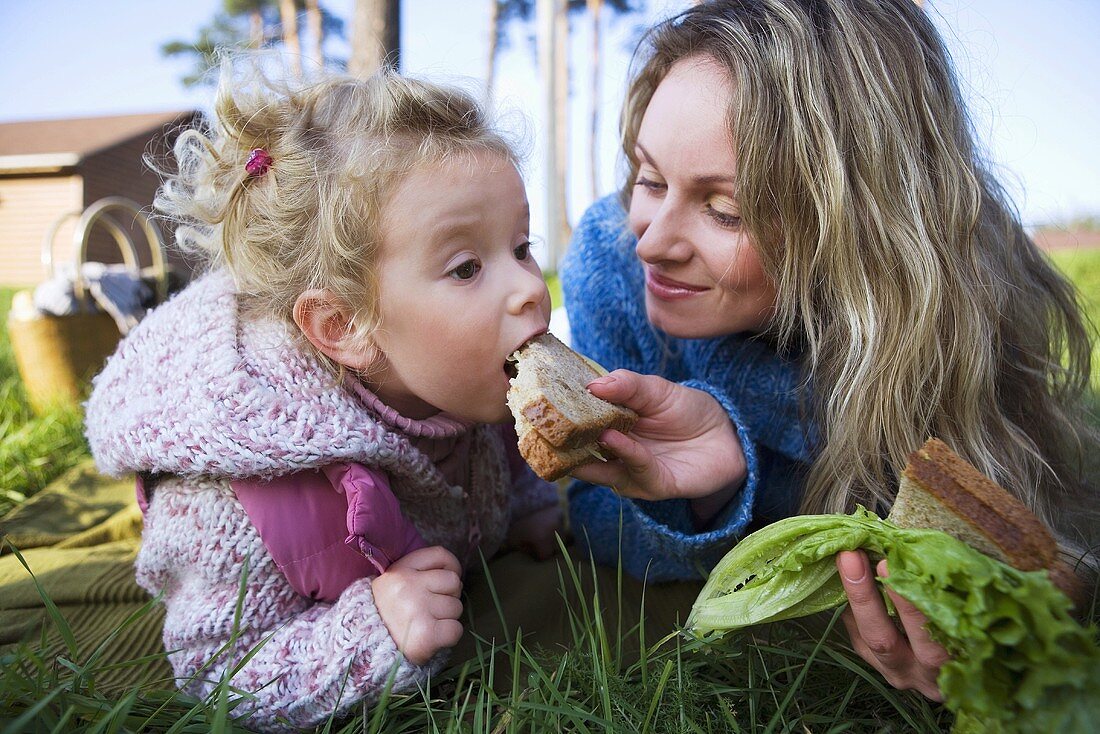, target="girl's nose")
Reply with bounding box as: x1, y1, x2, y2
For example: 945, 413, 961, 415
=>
508, 263, 550, 315
634, 199, 692, 265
